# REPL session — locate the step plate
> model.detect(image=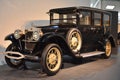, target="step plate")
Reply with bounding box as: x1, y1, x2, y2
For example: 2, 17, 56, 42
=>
81, 51, 105, 58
